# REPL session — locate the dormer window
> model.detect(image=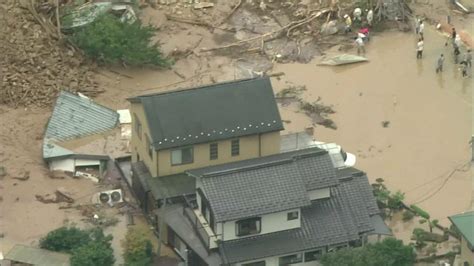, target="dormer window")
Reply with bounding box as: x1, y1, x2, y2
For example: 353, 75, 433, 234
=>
287, 211, 299, 221
236, 217, 261, 236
